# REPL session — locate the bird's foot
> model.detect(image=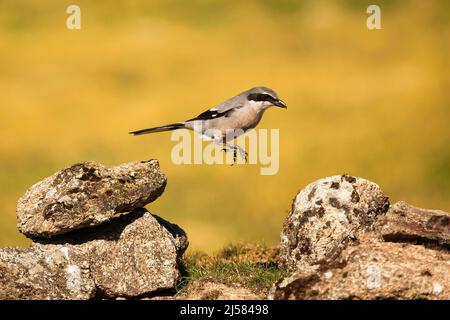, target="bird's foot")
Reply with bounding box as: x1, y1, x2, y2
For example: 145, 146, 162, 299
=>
222, 145, 247, 164
222, 147, 236, 165
235, 145, 248, 163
